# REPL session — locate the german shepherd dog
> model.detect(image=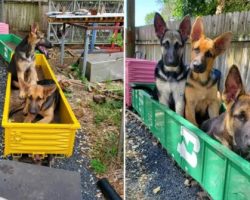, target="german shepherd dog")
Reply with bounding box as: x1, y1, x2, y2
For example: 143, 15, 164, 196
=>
19, 79, 59, 123
154, 13, 191, 116
8, 23, 52, 99
185, 17, 232, 126
201, 65, 250, 159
